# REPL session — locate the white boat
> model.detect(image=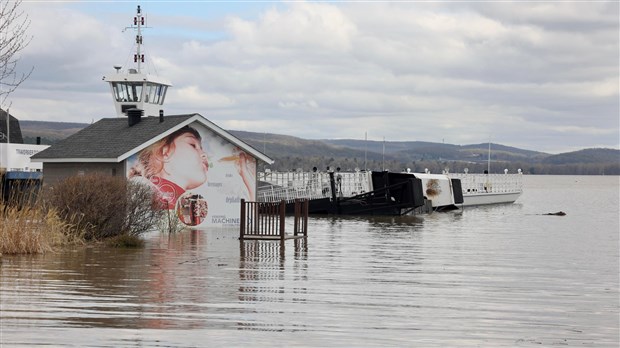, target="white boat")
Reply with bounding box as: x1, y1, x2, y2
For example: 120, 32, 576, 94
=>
448, 142, 524, 207
448, 170, 523, 207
